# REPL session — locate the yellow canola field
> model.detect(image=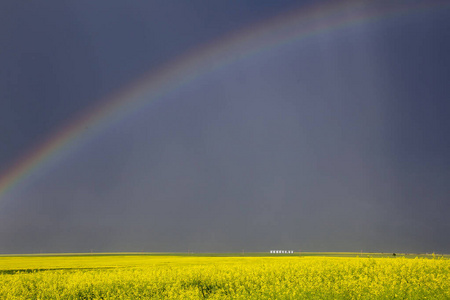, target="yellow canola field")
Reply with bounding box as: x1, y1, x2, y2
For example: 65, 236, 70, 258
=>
0, 255, 449, 299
